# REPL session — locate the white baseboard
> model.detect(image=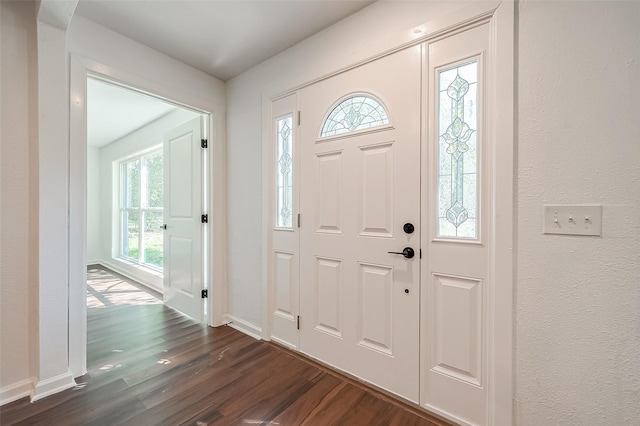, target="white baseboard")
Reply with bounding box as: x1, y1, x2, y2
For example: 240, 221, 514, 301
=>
86, 258, 102, 265
0, 379, 34, 406
224, 314, 262, 340
94, 259, 163, 295
31, 372, 76, 402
